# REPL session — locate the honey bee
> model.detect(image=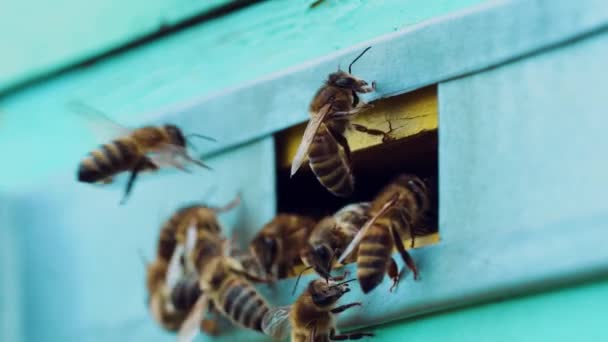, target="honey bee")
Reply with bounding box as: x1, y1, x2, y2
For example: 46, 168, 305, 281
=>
290, 46, 393, 197
262, 275, 374, 341
301, 202, 371, 279
70, 102, 212, 204
178, 250, 274, 341
148, 197, 241, 337
157, 196, 240, 267
249, 214, 317, 281
338, 174, 430, 293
